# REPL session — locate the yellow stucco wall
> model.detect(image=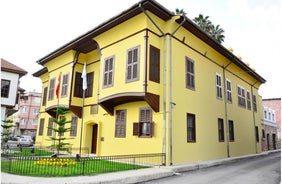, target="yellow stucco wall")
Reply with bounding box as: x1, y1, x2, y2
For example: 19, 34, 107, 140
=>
35, 8, 264, 165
